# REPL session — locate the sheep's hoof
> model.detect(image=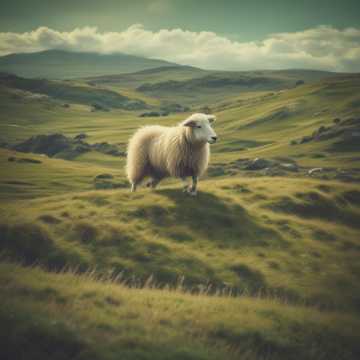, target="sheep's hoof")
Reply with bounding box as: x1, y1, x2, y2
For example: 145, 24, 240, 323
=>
187, 189, 197, 196
146, 179, 160, 189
